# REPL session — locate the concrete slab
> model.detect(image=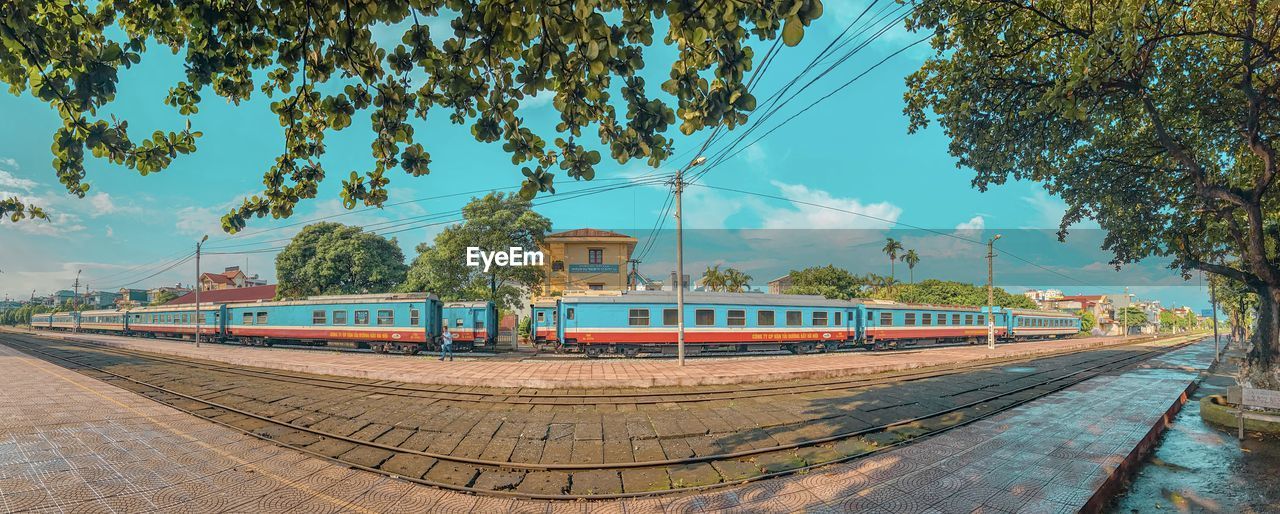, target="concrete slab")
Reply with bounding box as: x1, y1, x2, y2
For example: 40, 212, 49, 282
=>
8, 327, 1183, 389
